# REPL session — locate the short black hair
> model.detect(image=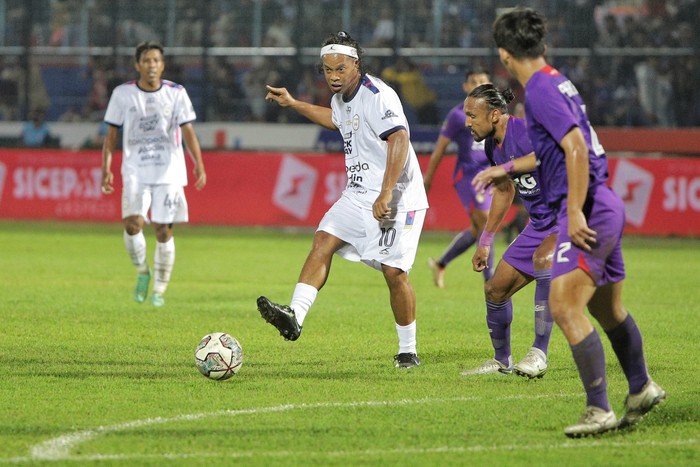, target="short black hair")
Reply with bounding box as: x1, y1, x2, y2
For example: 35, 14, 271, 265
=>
493, 7, 547, 59
135, 41, 164, 63
317, 31, 365, 75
